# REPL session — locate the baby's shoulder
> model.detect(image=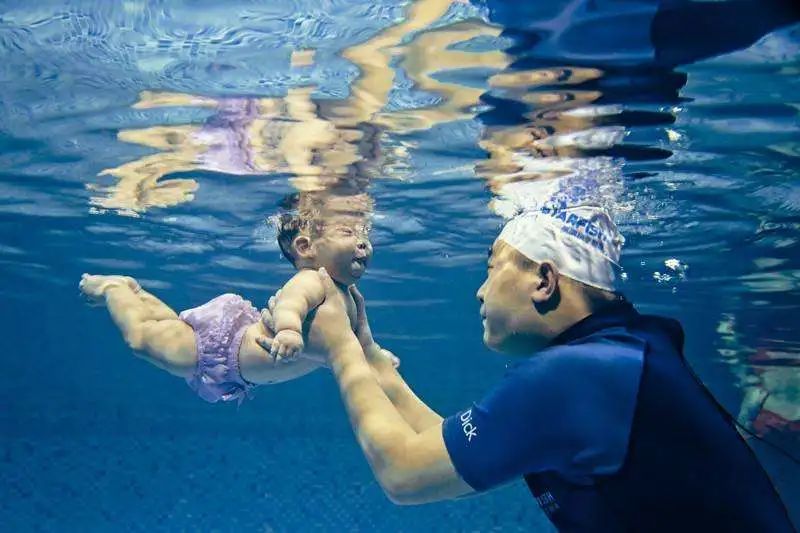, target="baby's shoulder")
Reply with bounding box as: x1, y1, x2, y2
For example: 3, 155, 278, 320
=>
285, 268, 324, 288
281, 269, 325, 304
